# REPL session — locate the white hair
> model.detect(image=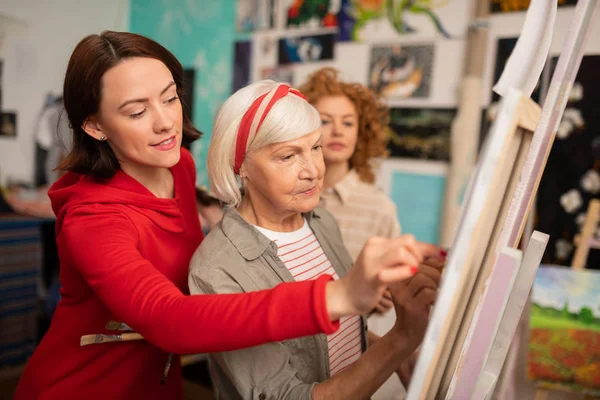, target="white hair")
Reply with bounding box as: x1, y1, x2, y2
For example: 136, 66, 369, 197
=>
208, 80, 321, 207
